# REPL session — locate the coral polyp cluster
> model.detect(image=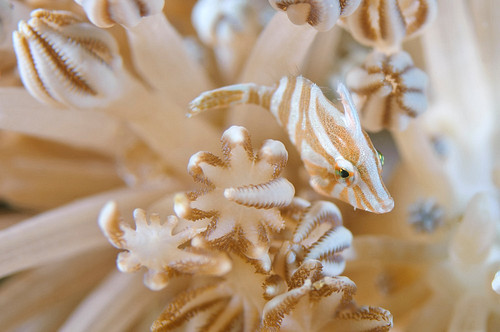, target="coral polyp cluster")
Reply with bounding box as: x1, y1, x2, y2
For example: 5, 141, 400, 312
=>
113, 126, 390, 331
0, 0, 498, 331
